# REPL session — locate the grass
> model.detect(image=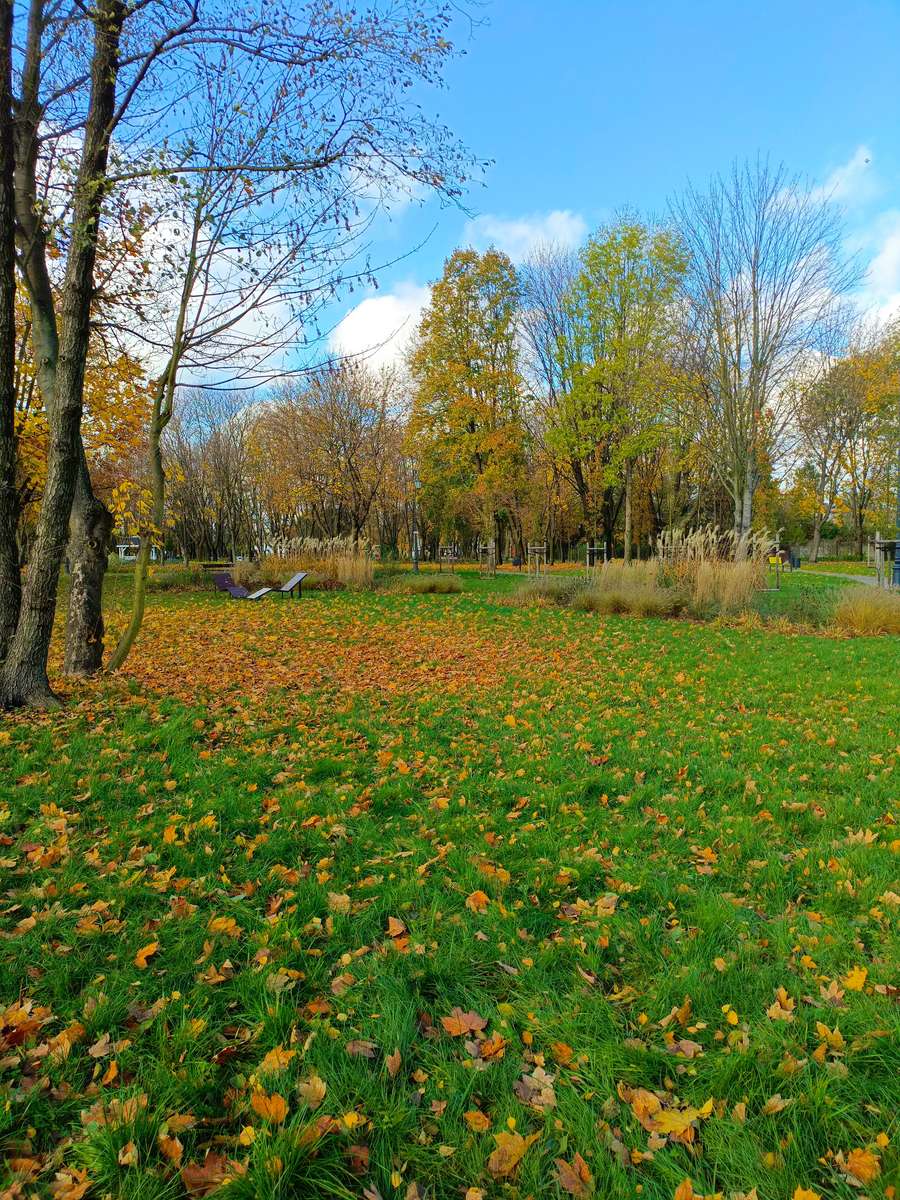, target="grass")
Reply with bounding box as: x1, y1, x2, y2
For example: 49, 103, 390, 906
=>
1, 573, 898, 1200
800, 561, 877, 578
